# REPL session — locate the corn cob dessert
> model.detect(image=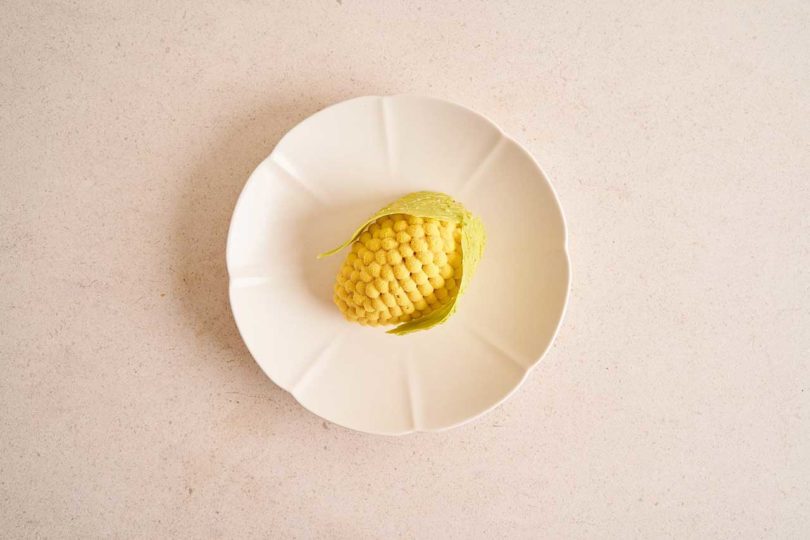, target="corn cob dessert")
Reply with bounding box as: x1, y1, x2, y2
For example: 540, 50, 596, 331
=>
319, 192, 485, 335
